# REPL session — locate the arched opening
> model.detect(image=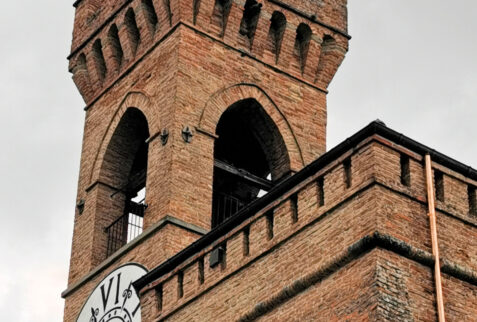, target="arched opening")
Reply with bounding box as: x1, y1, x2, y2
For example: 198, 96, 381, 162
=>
92, 39, 107, 81
72, 53, 92, 100
211, 0, 232, 37
75, 53, 88, 73
268, 11, 287, 63
125, 8, 141, 56
101, 108, 149, 257
212, 99, 290, 227
108, 24, 124, 71
239, 0, 262, 49
142, 0, 159, 33
315, 34, 338, 85
294, 23, 312, 74
193, 0, 201, 24
163, 0, 173, 26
